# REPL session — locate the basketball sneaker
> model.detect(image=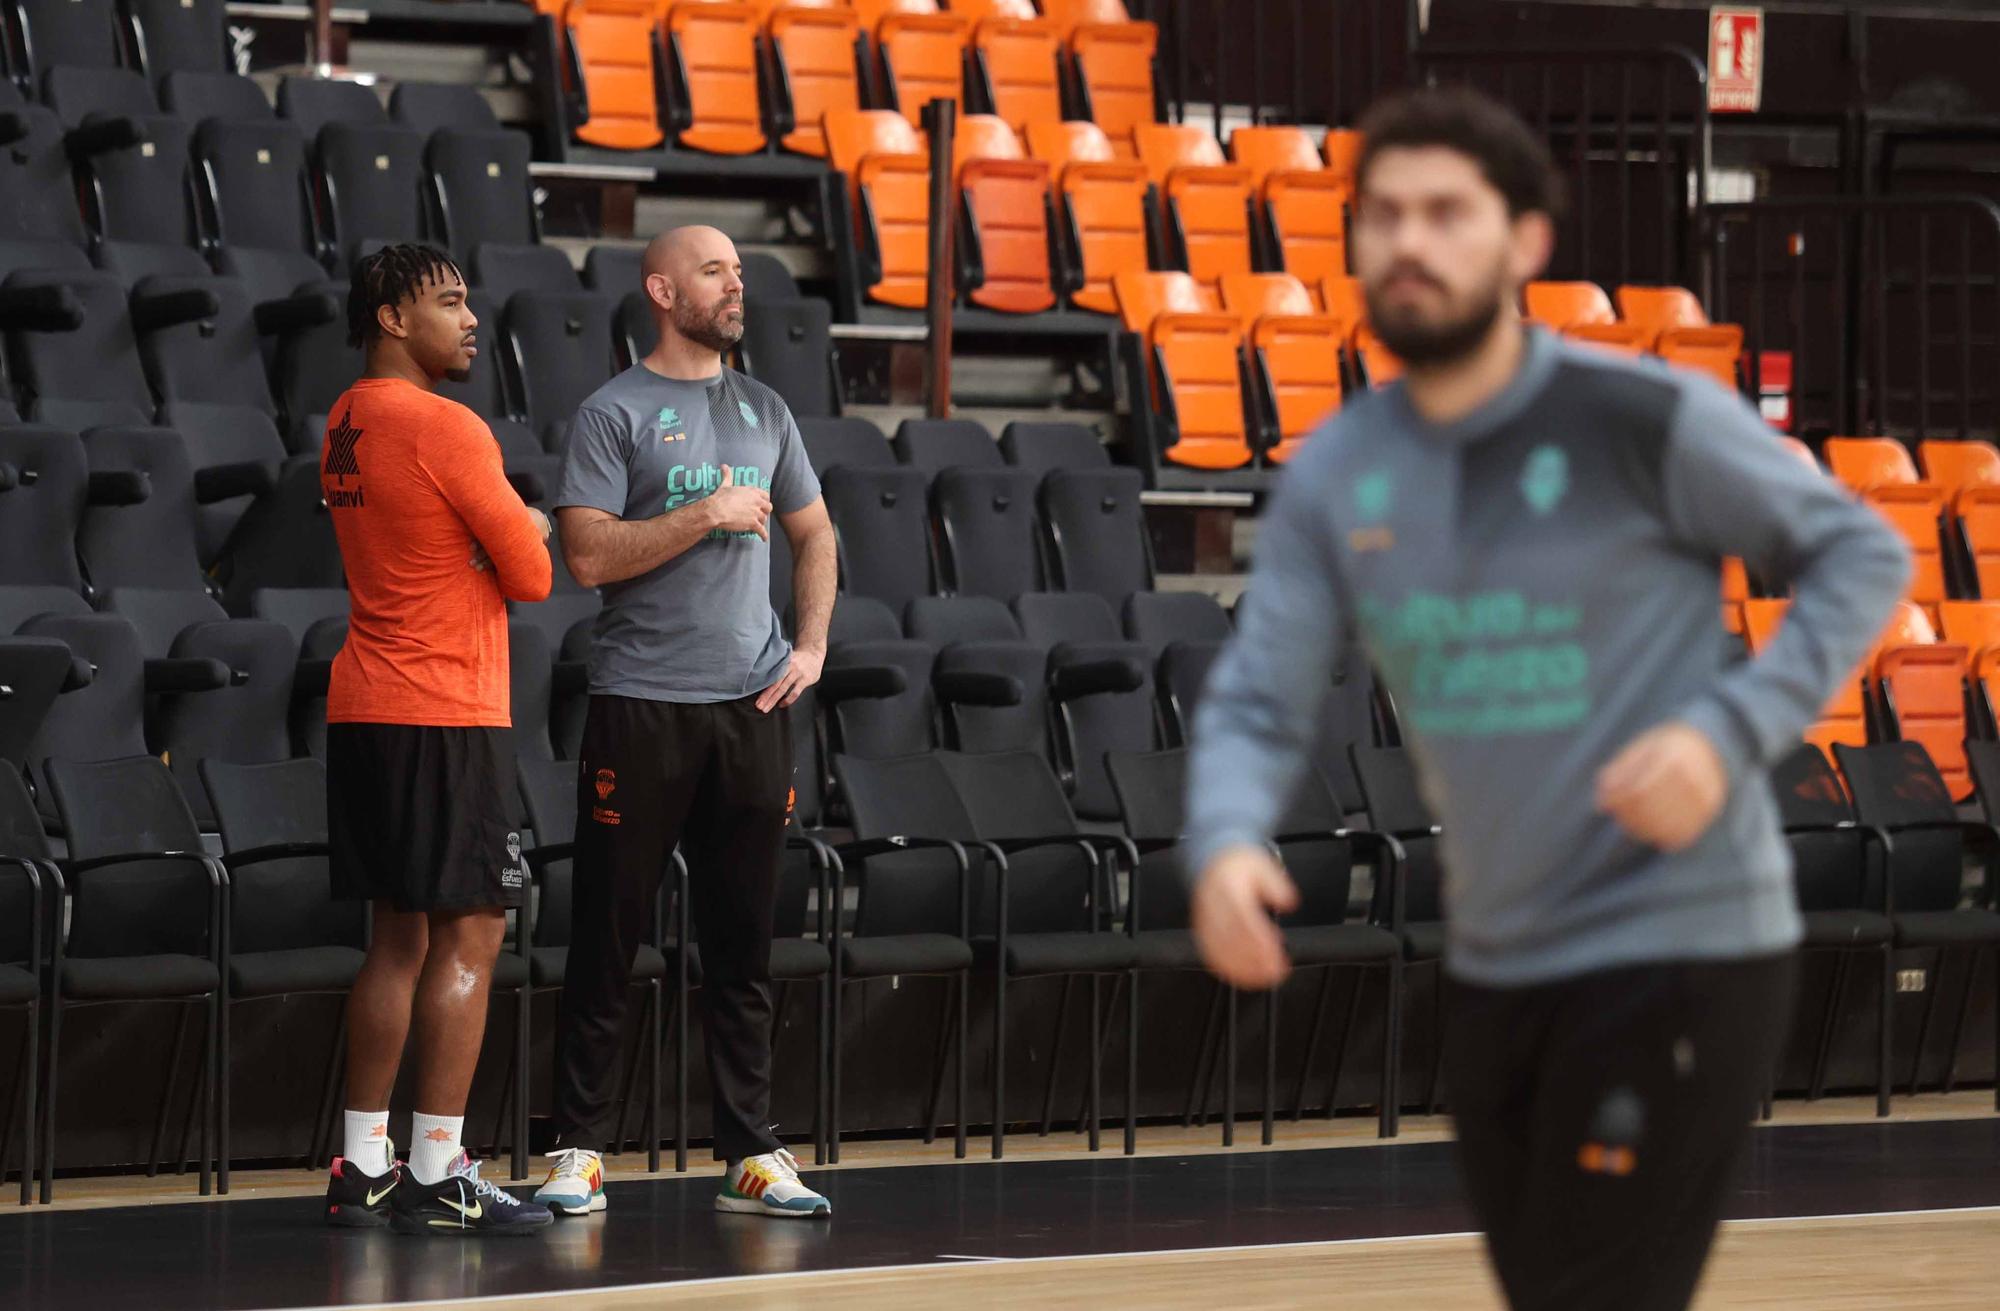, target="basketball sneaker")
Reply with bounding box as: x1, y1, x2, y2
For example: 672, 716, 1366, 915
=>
324, 1149, 401, 1228
715, 1149, 831, 1219
534, 1147, 607, 1215
390, 1151, 554, 1237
